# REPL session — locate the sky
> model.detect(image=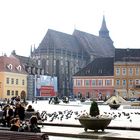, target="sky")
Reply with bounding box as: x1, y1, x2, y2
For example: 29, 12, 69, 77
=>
0, 0, 140, 57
